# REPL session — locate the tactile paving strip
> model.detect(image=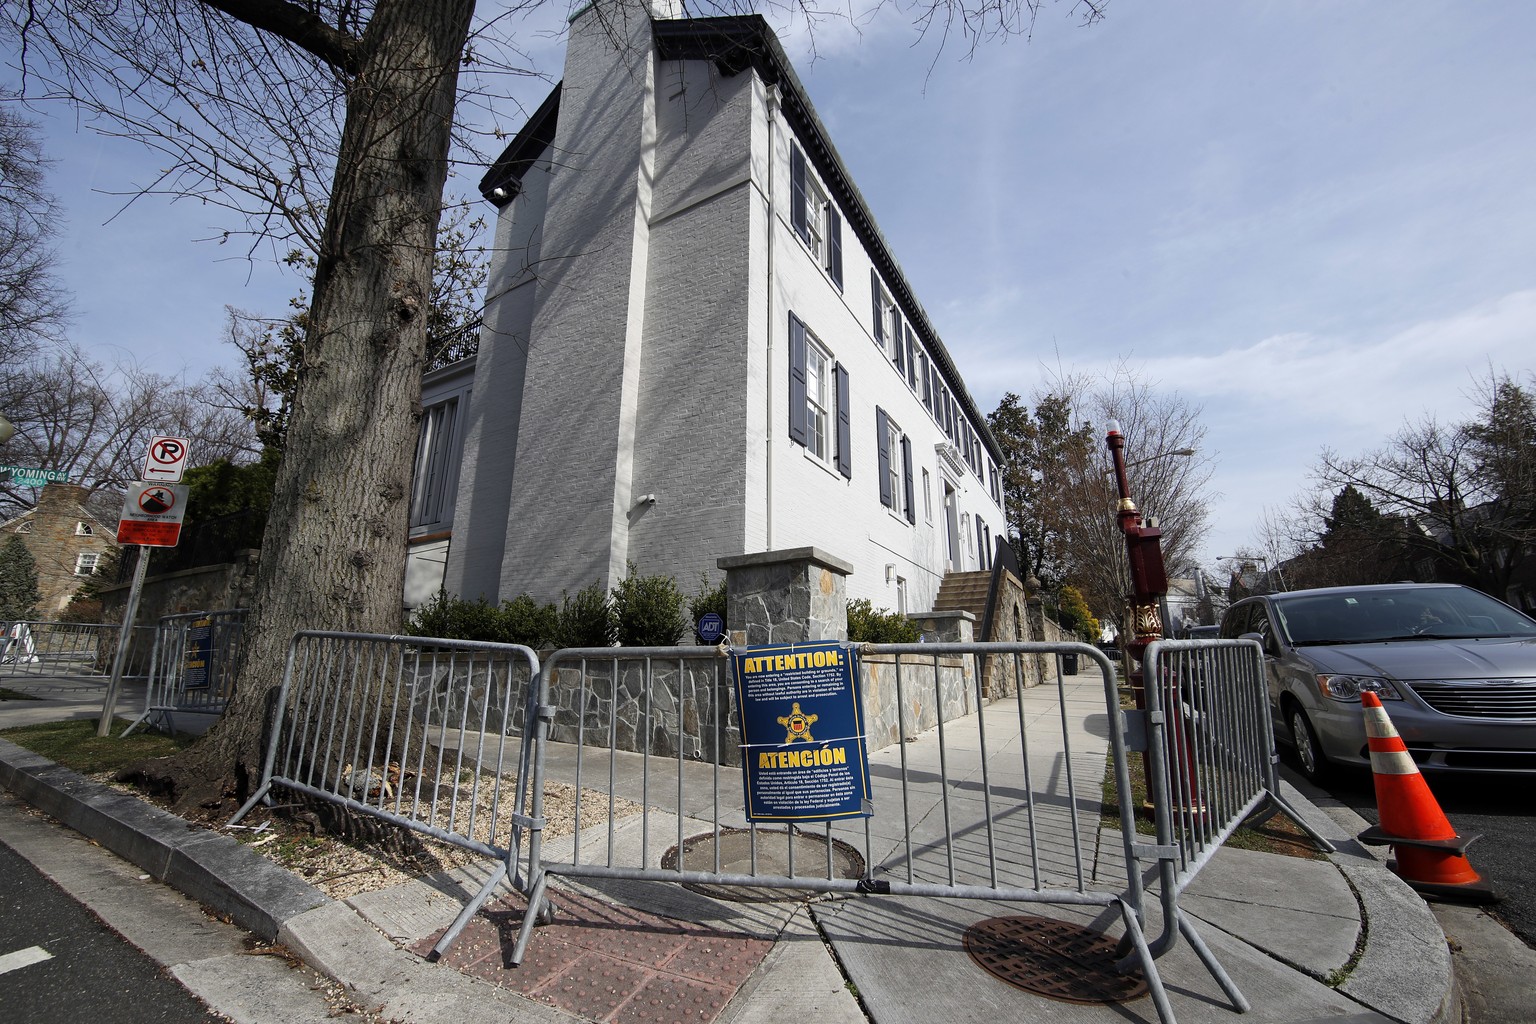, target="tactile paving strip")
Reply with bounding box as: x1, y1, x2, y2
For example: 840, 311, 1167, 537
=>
962, 914, 1150, 1004
413, 885, 772, 1023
